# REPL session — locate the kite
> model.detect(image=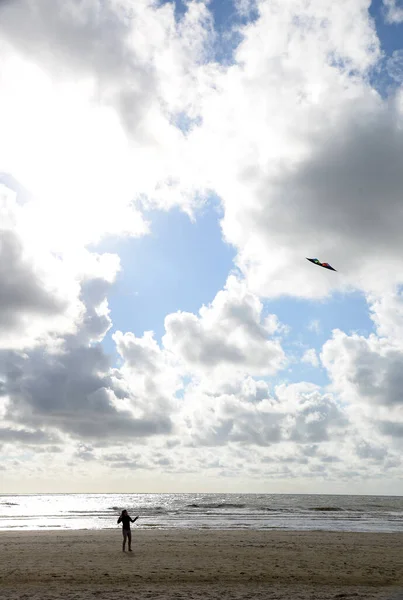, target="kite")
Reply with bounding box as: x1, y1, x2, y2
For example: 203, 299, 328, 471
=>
306, 258, 337, 271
